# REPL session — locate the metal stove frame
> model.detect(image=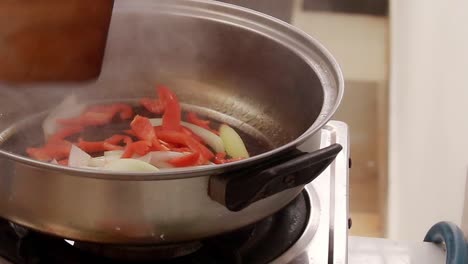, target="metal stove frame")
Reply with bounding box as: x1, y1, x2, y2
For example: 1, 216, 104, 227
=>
274, 121, 349, 264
